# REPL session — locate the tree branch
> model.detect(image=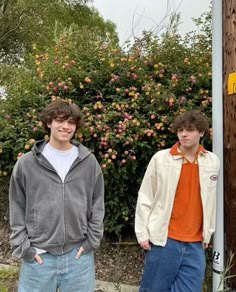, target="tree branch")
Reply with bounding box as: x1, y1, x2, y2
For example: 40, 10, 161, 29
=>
0, 8, 37, 42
